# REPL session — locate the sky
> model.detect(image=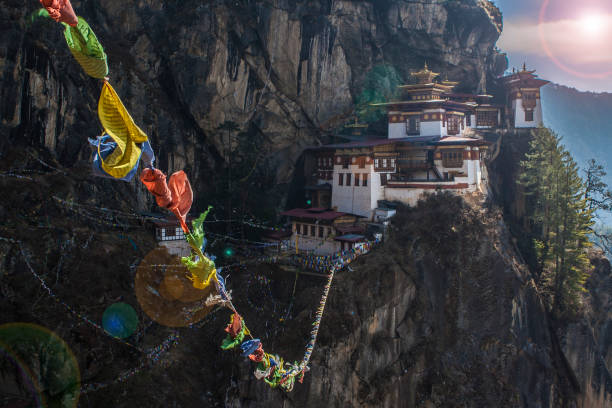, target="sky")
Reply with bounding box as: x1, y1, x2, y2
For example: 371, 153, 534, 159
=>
496, 0, 612, 92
